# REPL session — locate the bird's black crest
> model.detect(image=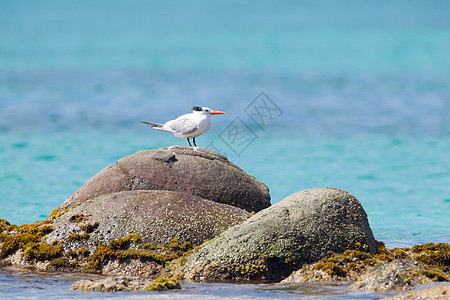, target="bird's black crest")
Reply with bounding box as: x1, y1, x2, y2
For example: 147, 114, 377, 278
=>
192, 106, 203, 111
